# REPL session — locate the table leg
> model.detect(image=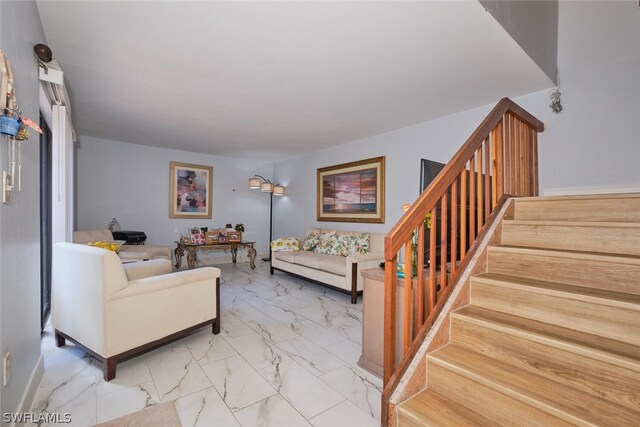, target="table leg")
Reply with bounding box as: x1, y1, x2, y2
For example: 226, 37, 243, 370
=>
174, 246, 184, 269
231, 247, 238, 264
247, 246, 256, 270
187, 247, 197, 269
